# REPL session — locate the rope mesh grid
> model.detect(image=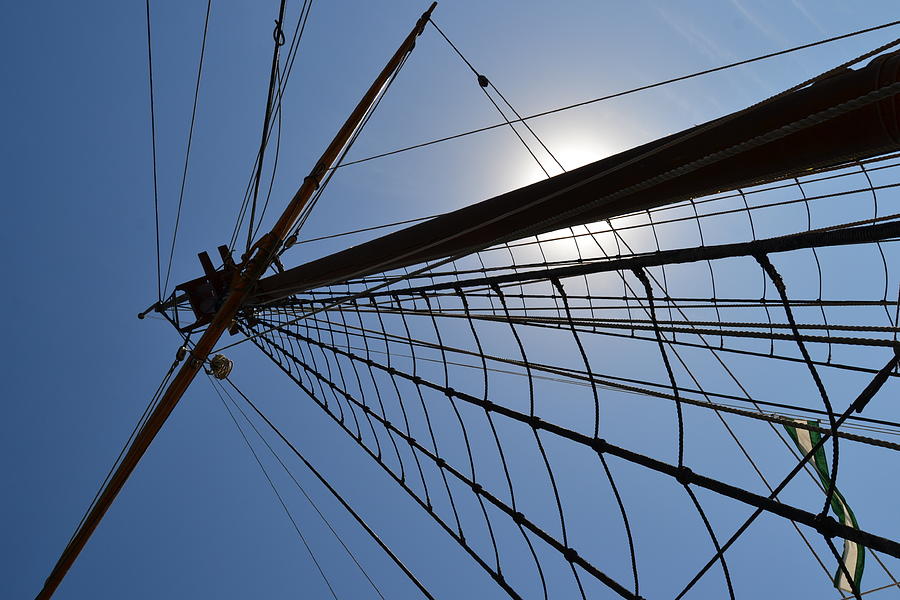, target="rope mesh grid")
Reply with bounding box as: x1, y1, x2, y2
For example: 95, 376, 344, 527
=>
230, 150, 900, 599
